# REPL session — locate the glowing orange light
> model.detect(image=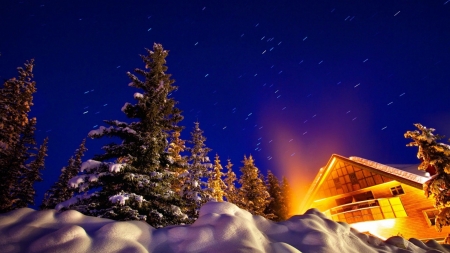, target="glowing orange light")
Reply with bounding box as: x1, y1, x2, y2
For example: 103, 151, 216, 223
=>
350, 219, 396, 240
